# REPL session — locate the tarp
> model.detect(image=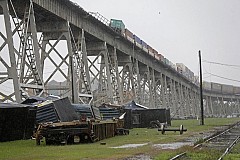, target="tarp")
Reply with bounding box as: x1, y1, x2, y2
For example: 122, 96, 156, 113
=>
36, 101, 58, 123
123, 101, 148, 110
36, 97, 79, 123
21, 96, 46, 105
72, 104, 94, 119
99, 105, 120, 120
53, 97, 79, 122
0, 103, 37, 142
